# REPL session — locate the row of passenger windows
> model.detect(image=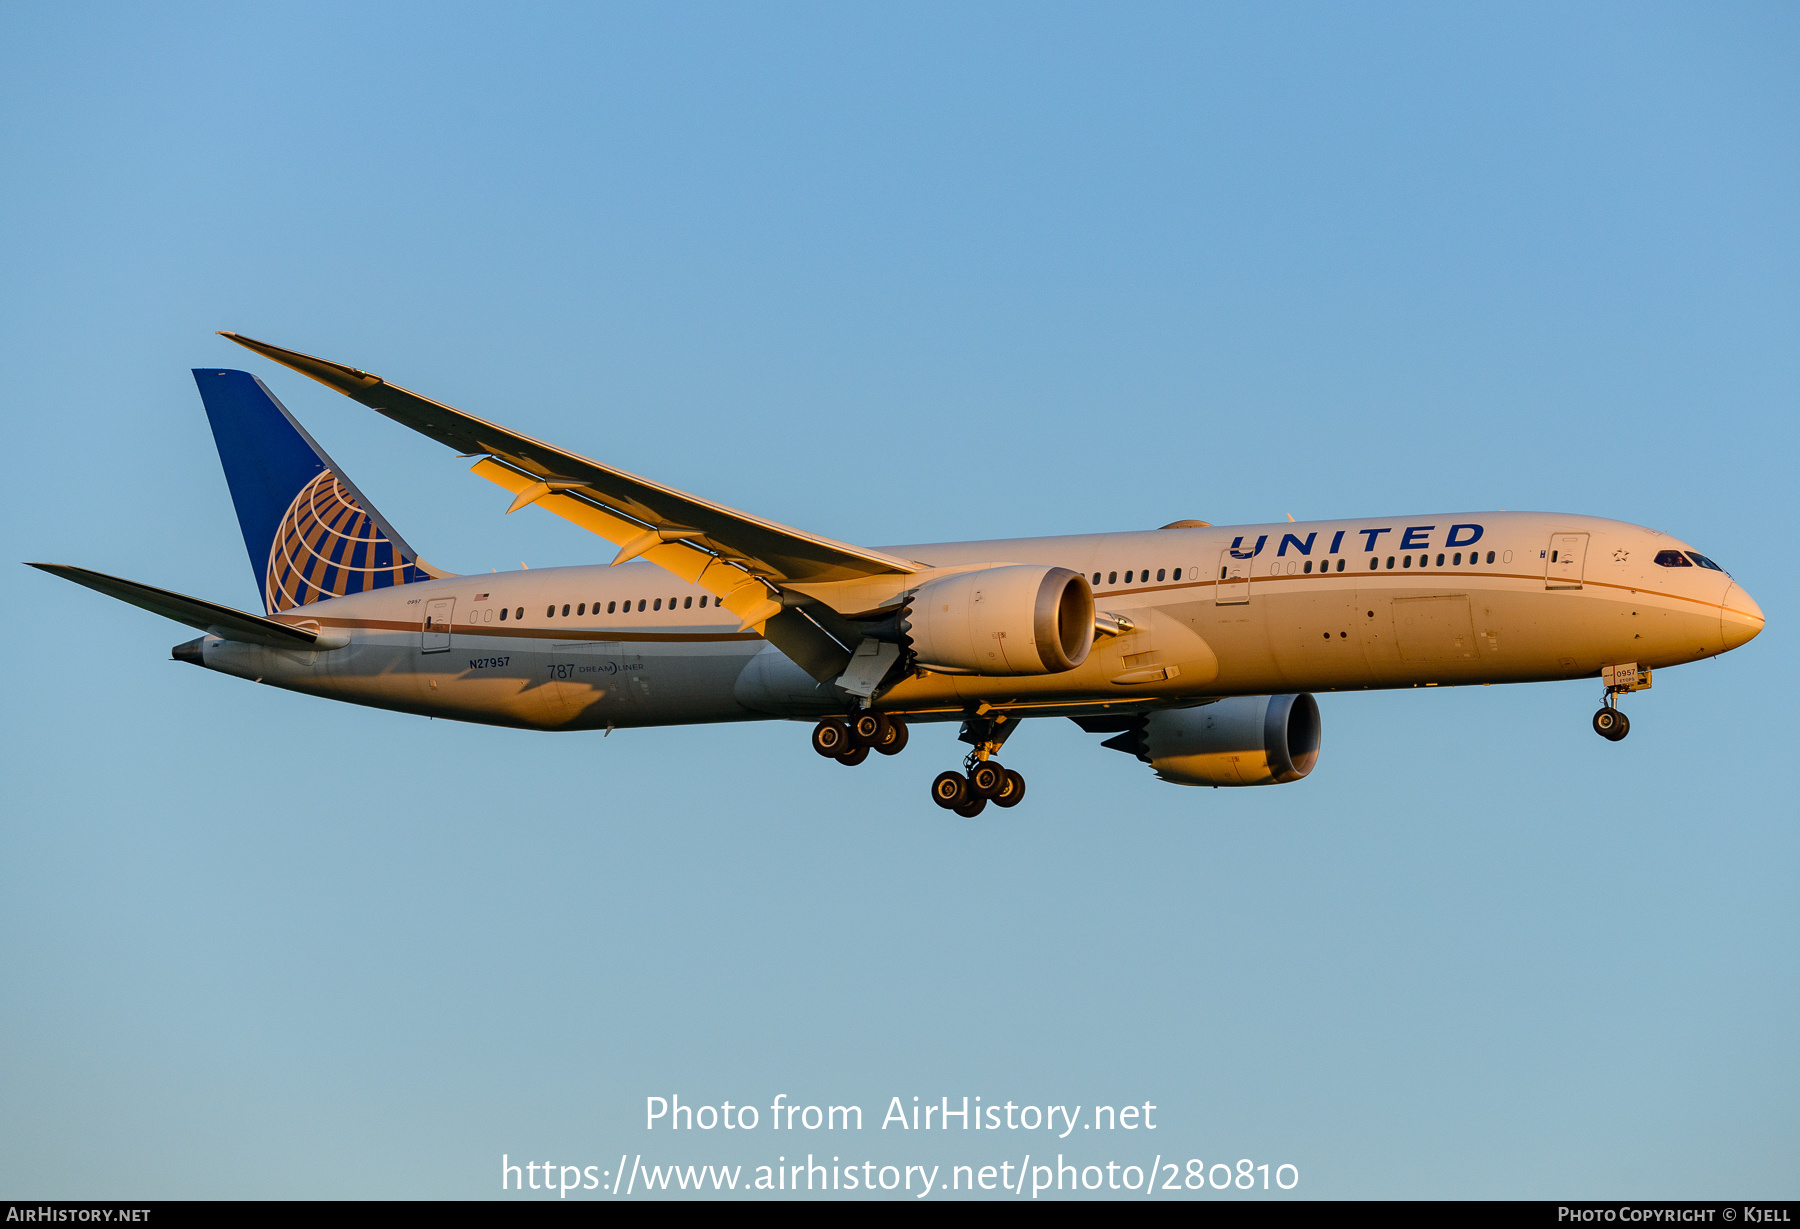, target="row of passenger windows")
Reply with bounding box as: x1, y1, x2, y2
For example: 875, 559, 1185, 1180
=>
1093, 566, 1188, 586
485, 595, 713, 622
1371, 551, 1496, 570
547, 595, 709, 617
1212, 551, 1497, 580
1220, 558, 1352, 579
